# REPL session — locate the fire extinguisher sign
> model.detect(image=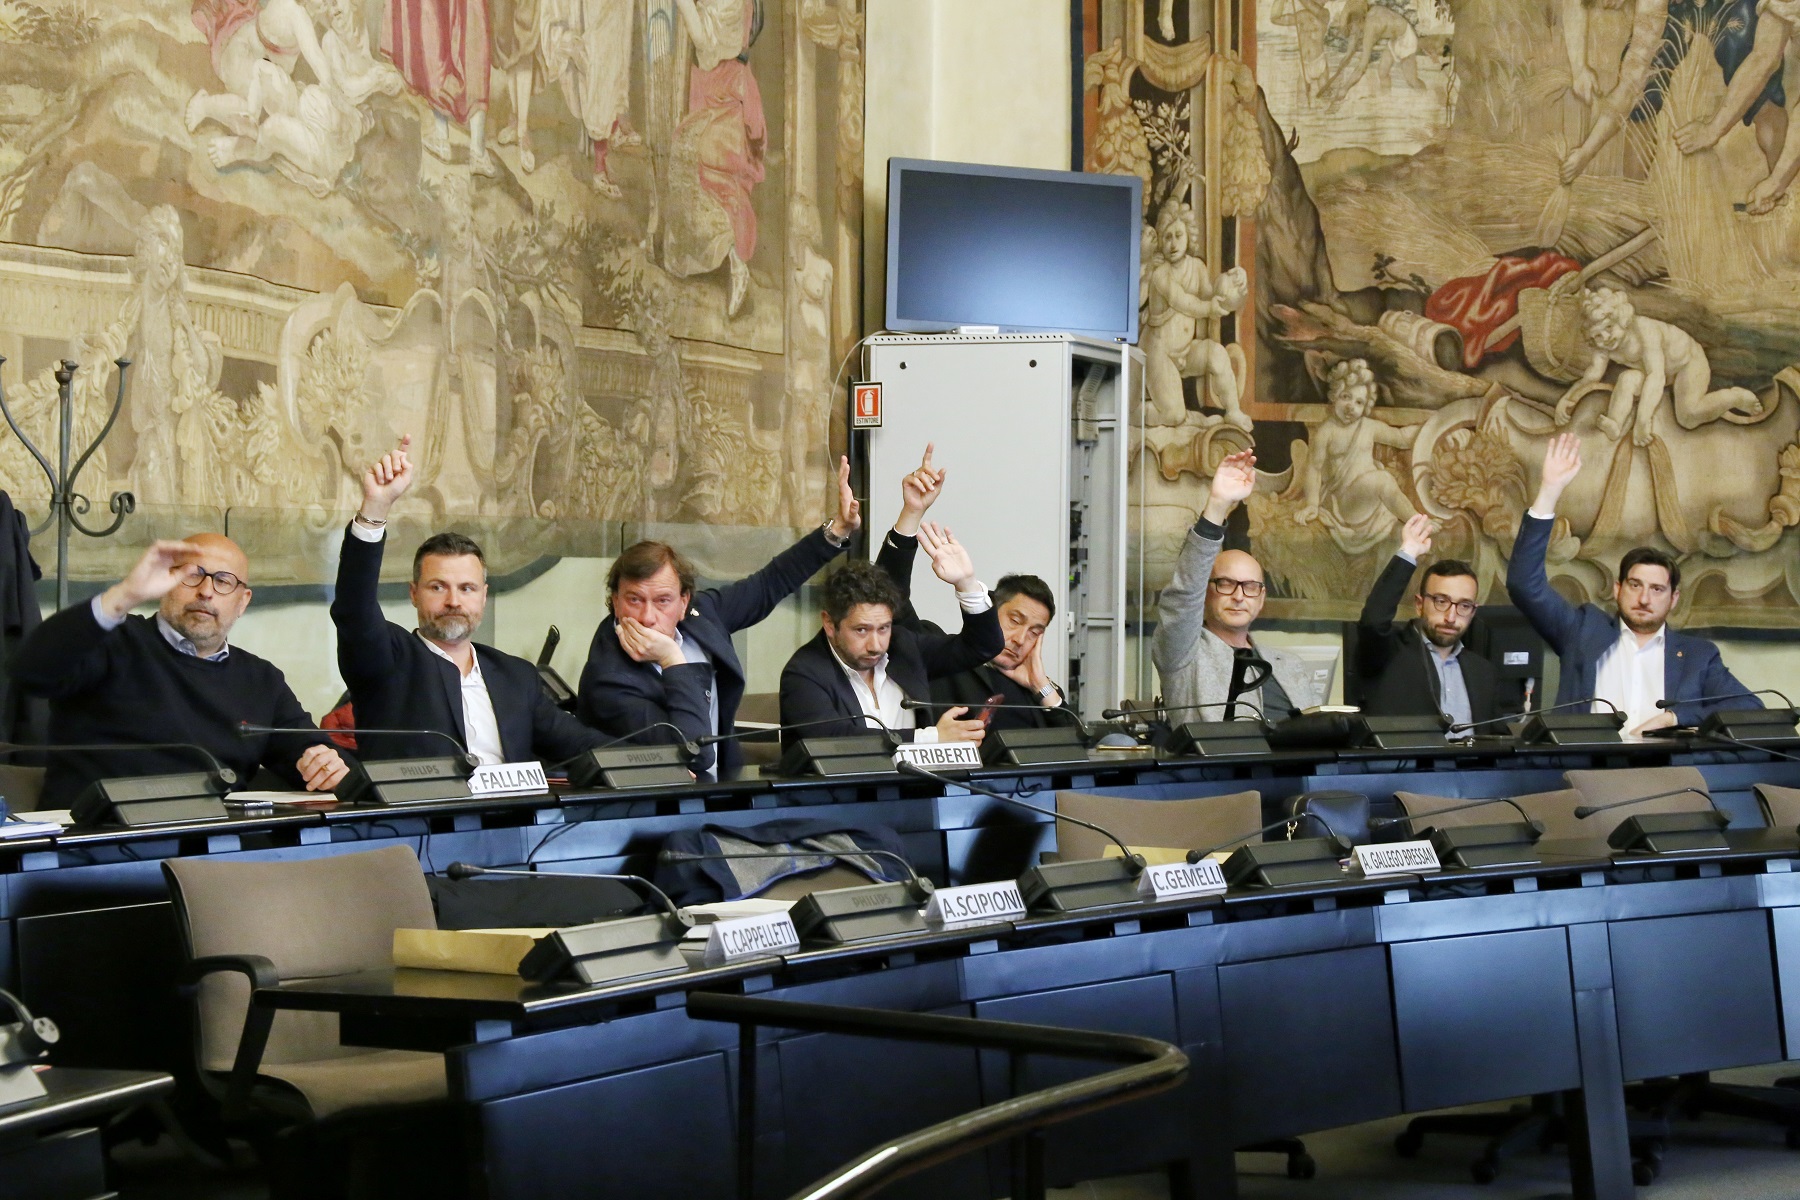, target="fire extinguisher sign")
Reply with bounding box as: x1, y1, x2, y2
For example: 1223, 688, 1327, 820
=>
851, 381, 882, 428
